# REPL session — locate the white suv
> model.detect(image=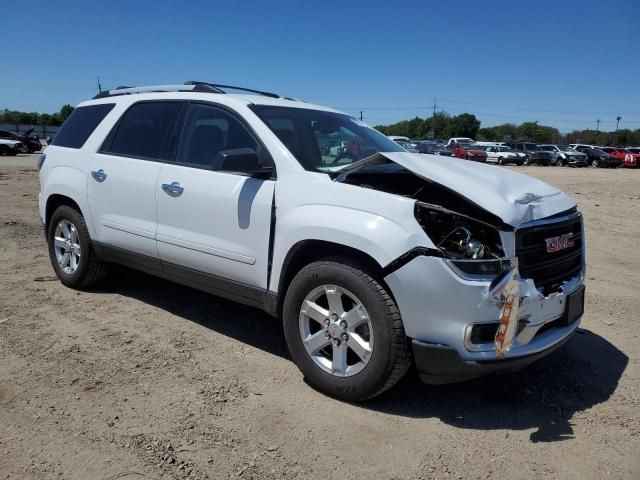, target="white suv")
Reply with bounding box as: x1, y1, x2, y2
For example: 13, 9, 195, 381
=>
38, 82, 586, 401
